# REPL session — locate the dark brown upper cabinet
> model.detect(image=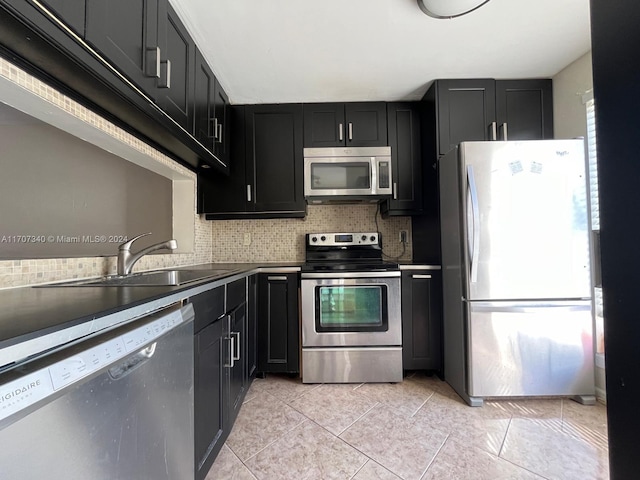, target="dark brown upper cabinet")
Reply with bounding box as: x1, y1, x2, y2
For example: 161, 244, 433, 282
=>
380, 102, 424, 217
428, 78, 553, 156
213, 77, 230, 167
433, 79, 497, 155
303, 102, 387, 147
0, 0, 227, 172
199, 104, 305, 219
495, 80, 554, 141
194, 48, 216, 154
194, 49, 230, 170
85, 0, 166, 101
157, 3, 195, 132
